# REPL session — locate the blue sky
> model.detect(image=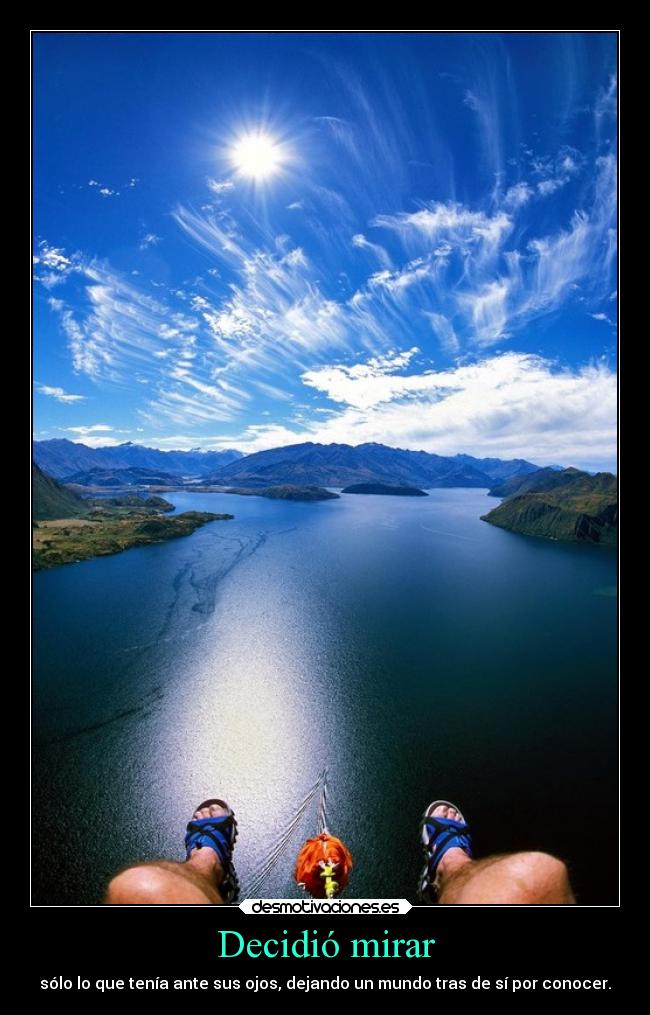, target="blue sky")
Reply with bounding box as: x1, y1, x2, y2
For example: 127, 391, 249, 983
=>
33, 32, 617, 470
